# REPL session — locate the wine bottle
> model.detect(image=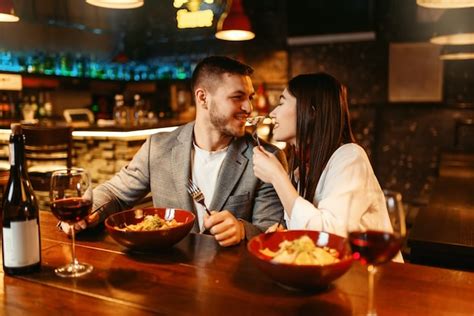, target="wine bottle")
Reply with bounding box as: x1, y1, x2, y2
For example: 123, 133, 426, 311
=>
2, 123, 41, 275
